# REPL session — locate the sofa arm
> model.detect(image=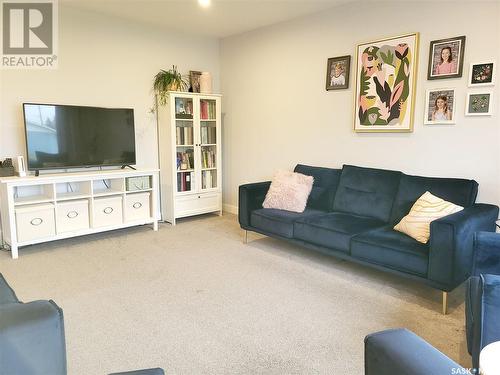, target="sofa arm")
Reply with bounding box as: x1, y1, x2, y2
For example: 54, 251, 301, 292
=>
238, 181, 271, 228
428, 203, 499, 290
109, 369, 165, 375
0, 300, 66, 375
365, 329, 463, 375
472, 231, 500, 277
